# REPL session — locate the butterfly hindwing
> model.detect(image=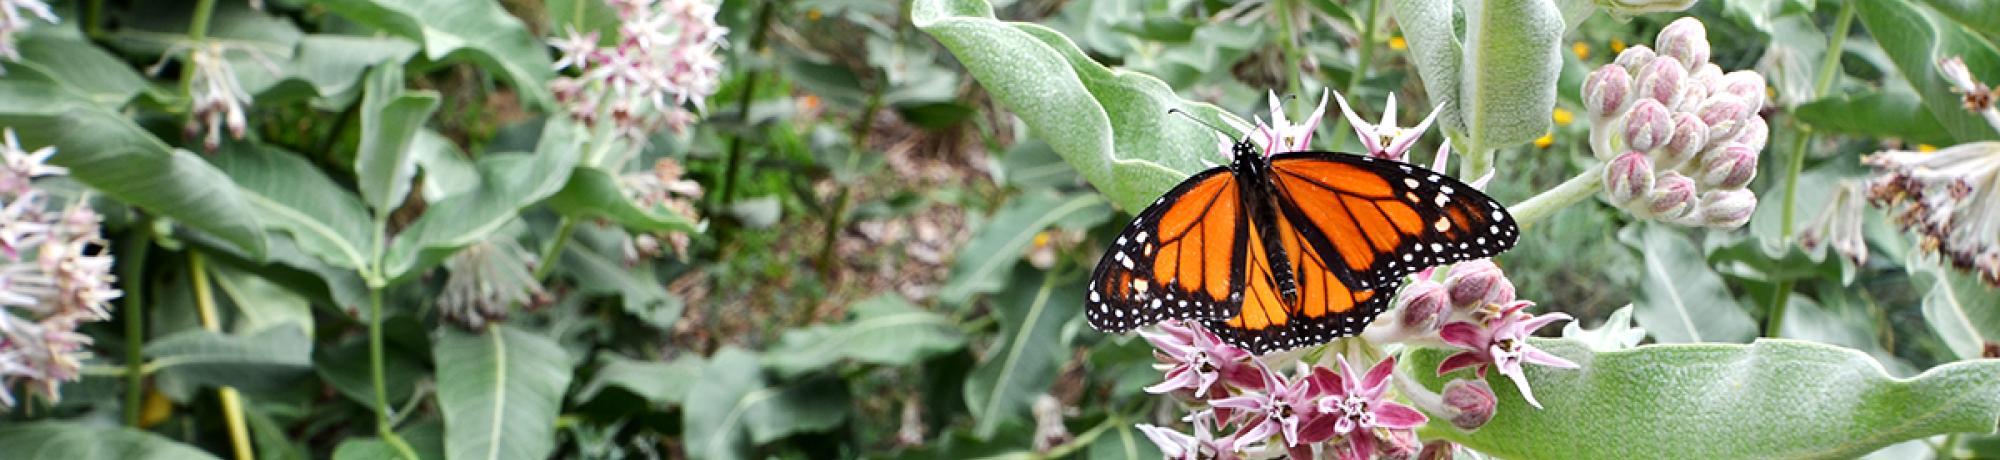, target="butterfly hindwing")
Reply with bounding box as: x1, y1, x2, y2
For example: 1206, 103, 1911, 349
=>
1085, 167, 1245, 333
